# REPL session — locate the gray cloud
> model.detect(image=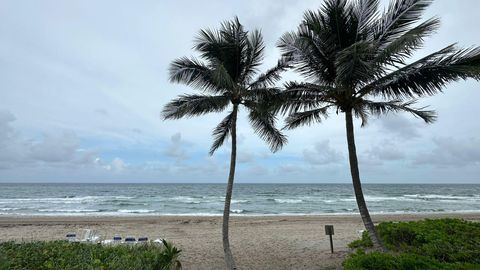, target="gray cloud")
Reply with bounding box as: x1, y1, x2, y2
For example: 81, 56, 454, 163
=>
303, 140, 343, 165
366, 142, 405, 162
164, 132, 190, 162
414, 137, 480, 167
0, 110, 119, 171
376, 115, 422, 140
